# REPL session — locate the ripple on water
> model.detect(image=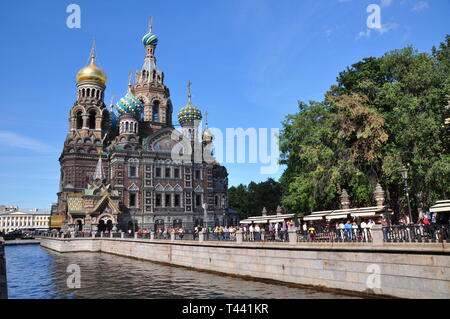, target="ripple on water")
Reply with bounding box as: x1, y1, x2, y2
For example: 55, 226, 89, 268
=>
5, 245, 357, 299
